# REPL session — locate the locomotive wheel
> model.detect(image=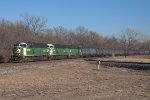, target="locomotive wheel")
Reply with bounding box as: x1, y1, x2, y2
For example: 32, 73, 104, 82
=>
19, 56, 28, 63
